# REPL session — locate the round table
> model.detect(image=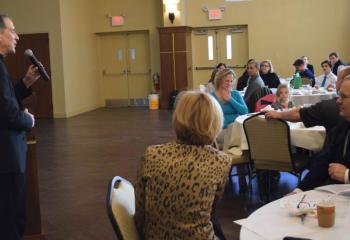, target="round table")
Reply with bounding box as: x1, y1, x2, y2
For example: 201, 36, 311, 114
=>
291, 90, 337, 107
239, 190, 350, 240
223, 114, 326, 152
